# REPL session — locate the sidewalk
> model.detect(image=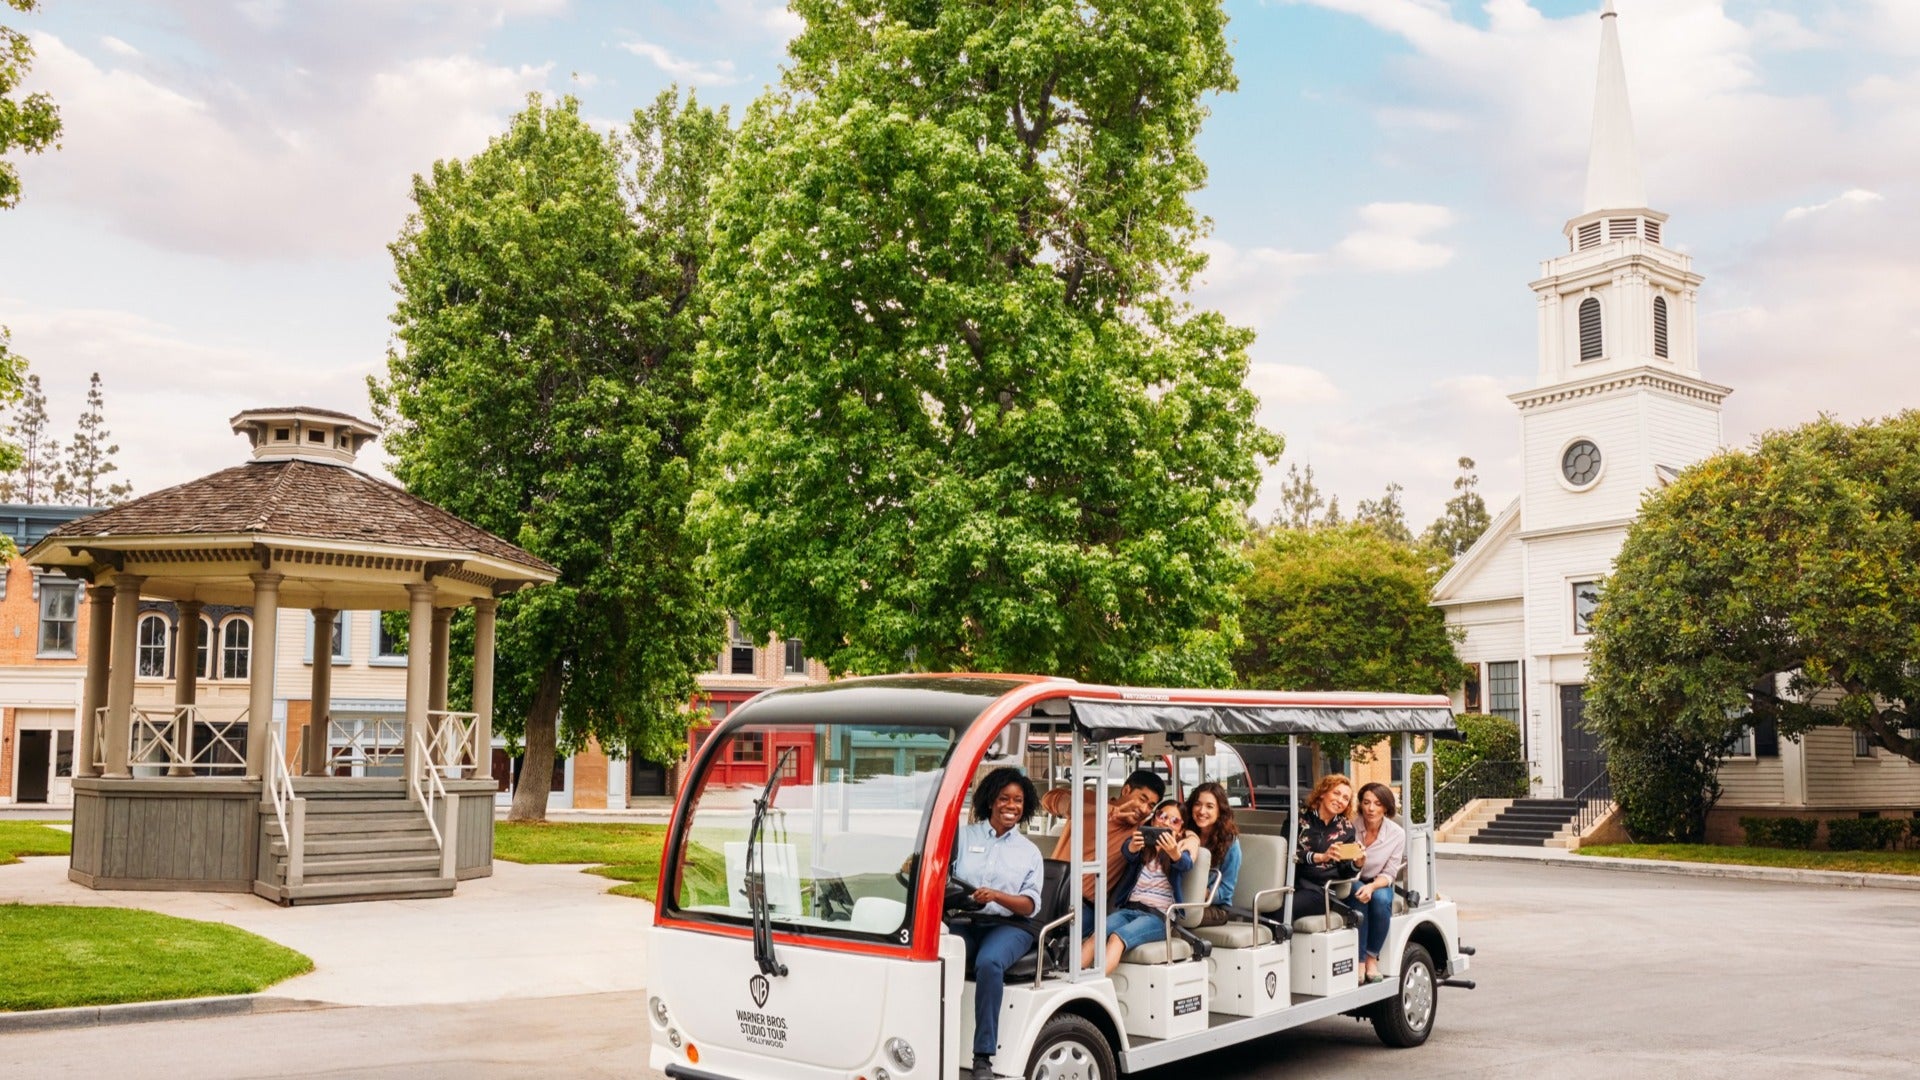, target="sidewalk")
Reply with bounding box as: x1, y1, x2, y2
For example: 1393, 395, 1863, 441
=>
0, 855, 651, 1026
1437, 841, 1920, 892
